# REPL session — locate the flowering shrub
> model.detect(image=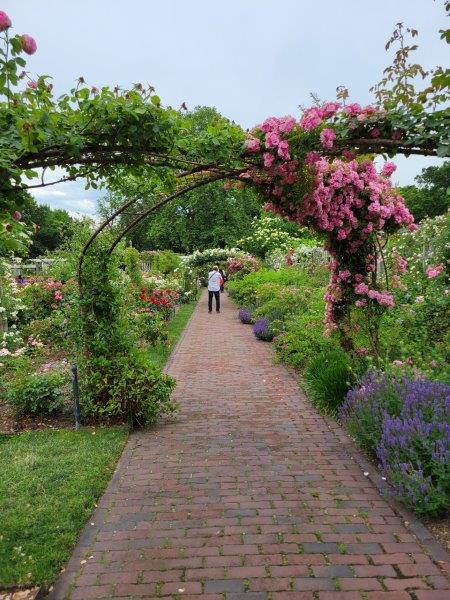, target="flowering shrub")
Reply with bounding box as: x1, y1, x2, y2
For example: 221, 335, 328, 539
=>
244, 107, 418, 347
339, 372, 450, 517
18, 279, 64, 323
238, 308, 253, 324
139, 287, 179, 320
237, 213, 309, 258
252, 318, 273, 342
227, 253, 260, 276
